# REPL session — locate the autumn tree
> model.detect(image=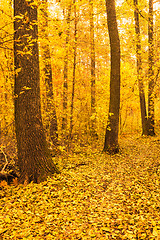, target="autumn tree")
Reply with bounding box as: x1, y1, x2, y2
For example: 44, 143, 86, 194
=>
14, 0, 59, 183
133, 0, 155, 136
148, 0, 155, 135
89, 0, 97, 138
39, 0, 59, 146
0, 2, 14, 137
62, 3, 72, 137
70, 0, 78, 139
133, 0, 148, 135
103, 0, 120, 153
